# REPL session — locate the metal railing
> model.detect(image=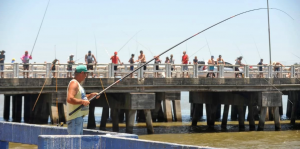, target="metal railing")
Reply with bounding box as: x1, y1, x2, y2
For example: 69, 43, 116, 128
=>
0, 63, 299, 79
